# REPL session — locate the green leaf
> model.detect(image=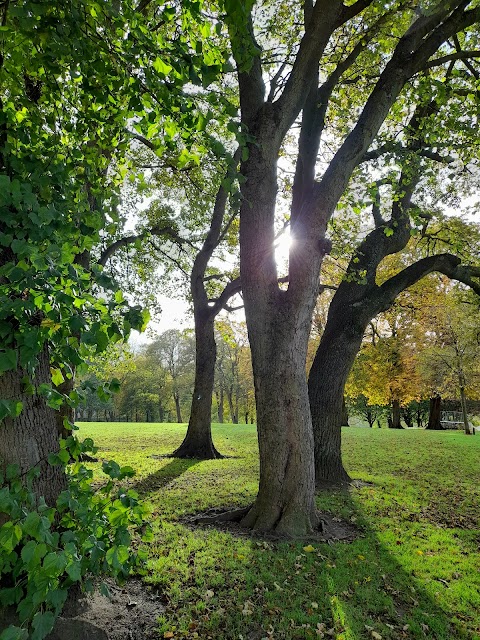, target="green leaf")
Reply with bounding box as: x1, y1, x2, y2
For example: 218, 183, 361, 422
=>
23, 512, 50, 542
153, 57, 172, 75
42, 552, 67, 577
31, 611, 55, 640
0, 626, 28, 640
0, 400, 23, 421
45, 588, 68, 613
66, 559, 82, 582
50, 368, 65, 387
0, 350, 18, 373
0, 522, 22, 553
